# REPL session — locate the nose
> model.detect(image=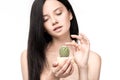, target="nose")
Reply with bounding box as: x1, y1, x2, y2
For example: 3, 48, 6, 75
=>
51, 16, 58, 26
